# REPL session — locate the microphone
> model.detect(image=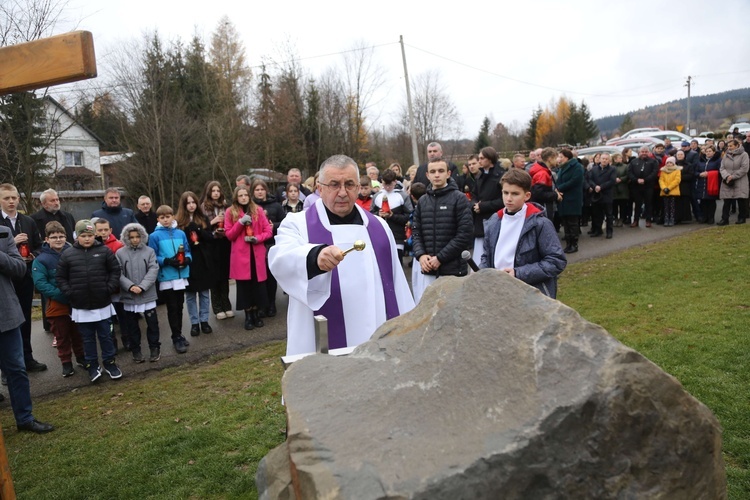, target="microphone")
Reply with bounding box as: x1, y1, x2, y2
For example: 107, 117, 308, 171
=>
461, 250, 479, 272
